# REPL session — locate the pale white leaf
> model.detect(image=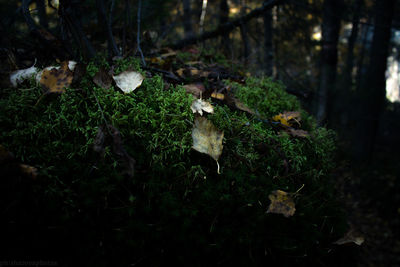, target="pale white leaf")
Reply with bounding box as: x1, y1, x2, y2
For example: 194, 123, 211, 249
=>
191, 99, 214, 116
10, 65, 39, 87
113, 71, 144, 93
